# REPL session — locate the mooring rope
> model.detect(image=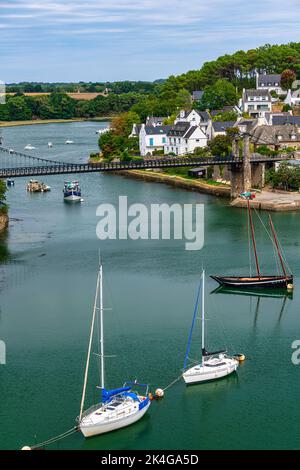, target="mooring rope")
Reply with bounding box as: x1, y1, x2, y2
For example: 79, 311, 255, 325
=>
162, 373, 183, 392
30, 426, 78, 450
